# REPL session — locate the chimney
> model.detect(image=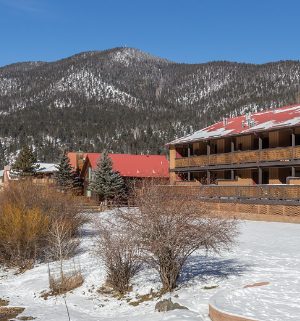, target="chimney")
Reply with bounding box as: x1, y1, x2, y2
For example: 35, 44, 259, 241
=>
3, 165, 11, 185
